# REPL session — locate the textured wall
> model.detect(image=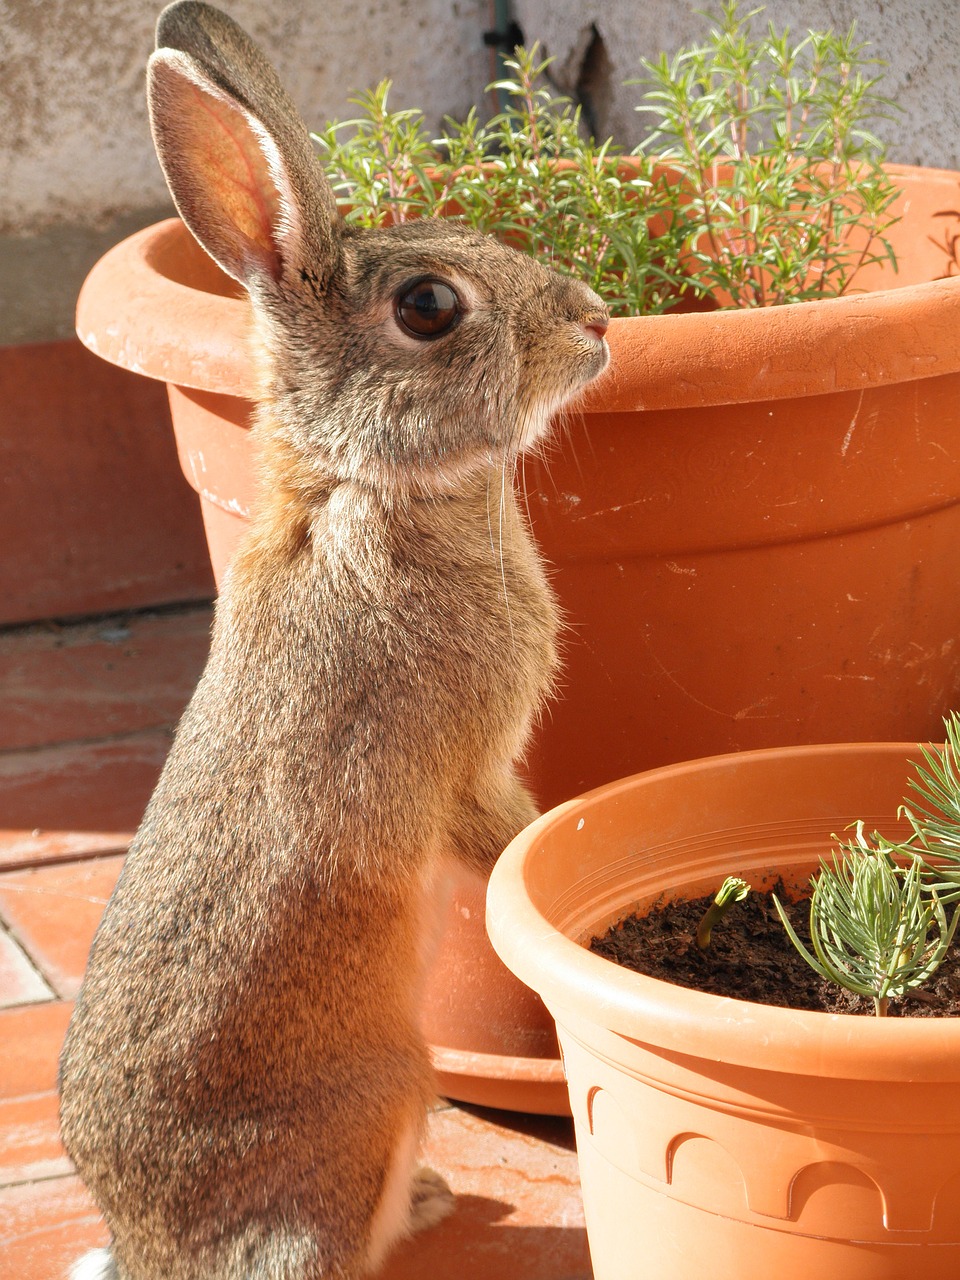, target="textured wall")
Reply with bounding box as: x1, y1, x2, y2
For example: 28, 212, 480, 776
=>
514, 0, 960, 171
1, 0, 492, 234
0, 0, 493, 340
